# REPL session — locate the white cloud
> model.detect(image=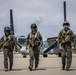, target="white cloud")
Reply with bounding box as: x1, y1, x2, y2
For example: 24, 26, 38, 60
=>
0, 0, 76, 38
